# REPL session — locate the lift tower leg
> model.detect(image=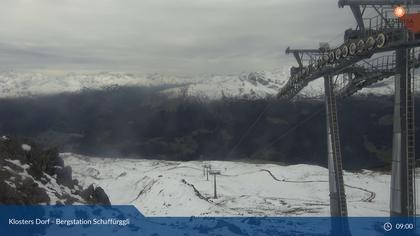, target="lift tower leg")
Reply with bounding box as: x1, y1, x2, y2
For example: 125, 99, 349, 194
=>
325, 76, 350, 235
390, 48, 416, 216
324, 75, 348, 217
